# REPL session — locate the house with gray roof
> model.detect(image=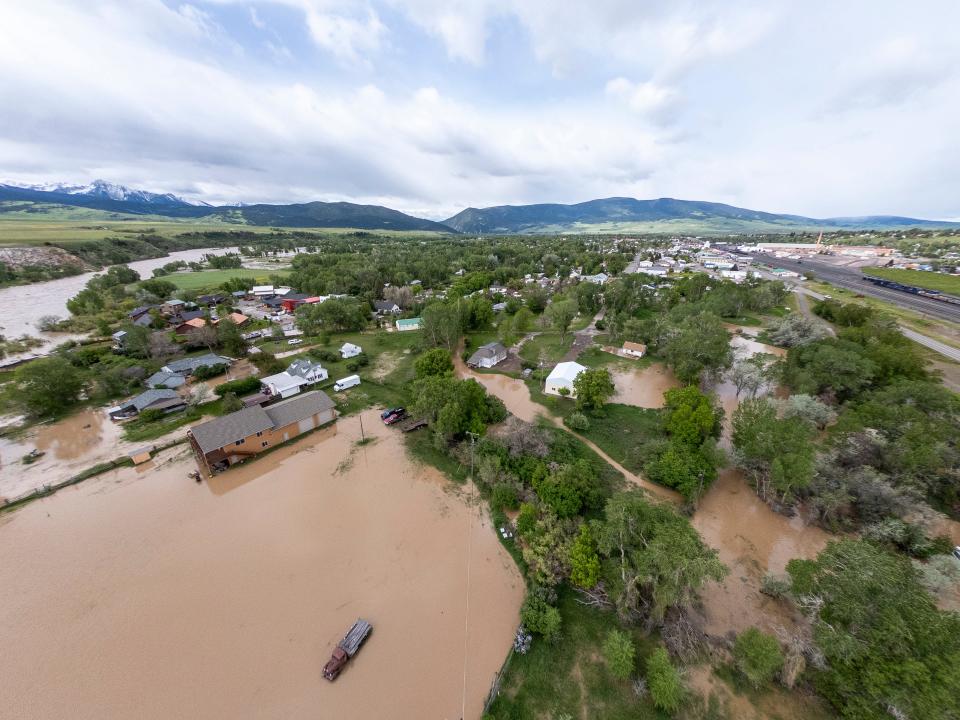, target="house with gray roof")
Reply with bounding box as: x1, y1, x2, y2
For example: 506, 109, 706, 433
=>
467, 342, 508, 369
108, 389, 187, 420
188, 390, 336, 474
162, 353, 232, 376
146, 371, 186, 390
287, 358, 328, 384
